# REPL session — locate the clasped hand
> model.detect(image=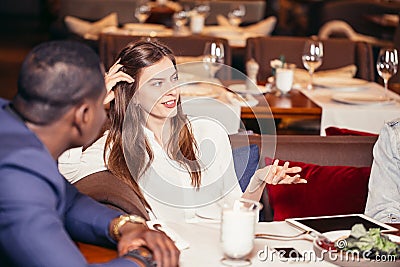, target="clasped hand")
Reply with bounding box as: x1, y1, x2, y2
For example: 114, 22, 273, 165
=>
118, 224, 180, 267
